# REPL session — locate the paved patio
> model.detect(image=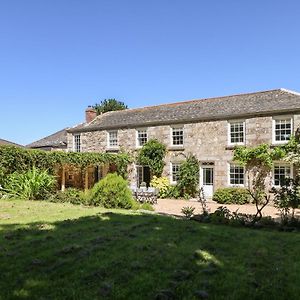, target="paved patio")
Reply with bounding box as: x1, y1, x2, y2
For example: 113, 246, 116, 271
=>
154, 198, 300, 220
